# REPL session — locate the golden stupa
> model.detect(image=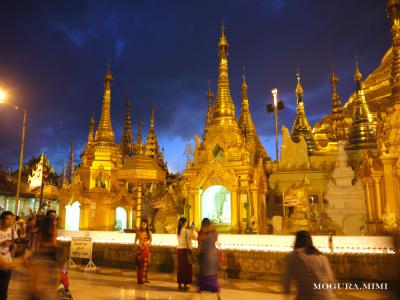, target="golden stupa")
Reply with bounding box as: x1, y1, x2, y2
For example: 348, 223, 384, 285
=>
59, 64, 166, 231
183, 24, 270, 233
